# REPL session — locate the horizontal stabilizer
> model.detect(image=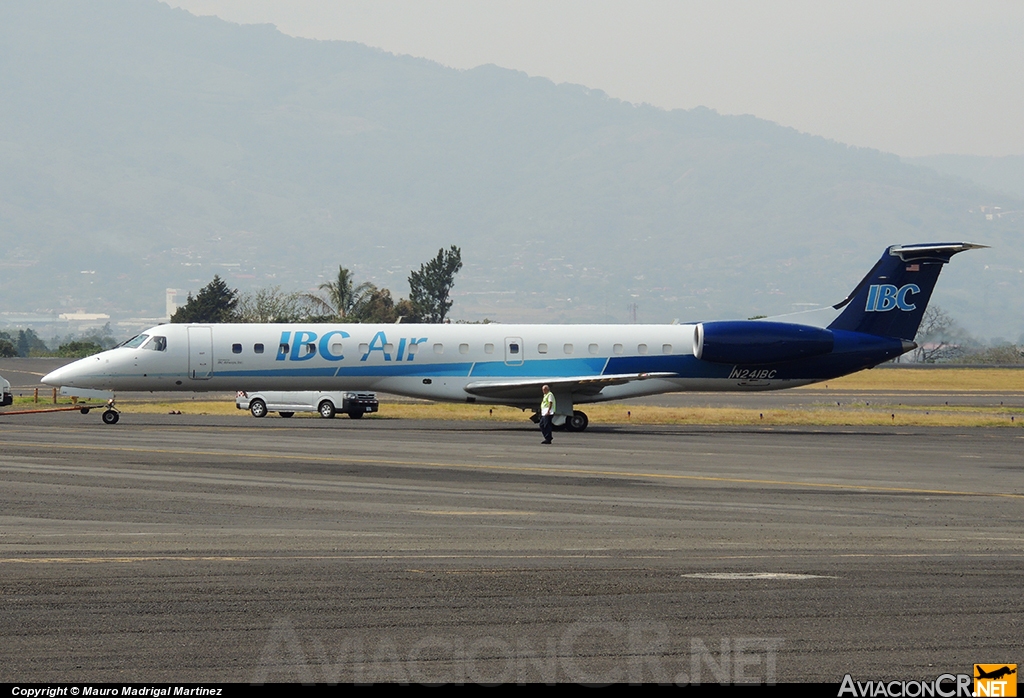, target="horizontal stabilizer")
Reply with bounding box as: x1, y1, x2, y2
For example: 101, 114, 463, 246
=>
888, 242, 988, 261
